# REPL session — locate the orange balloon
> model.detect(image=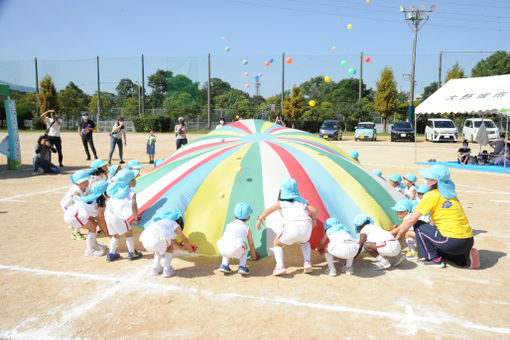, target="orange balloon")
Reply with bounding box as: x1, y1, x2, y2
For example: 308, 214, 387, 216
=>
245, 84, 250, 88
265, 61, 270, 66
332, 46, 337, 50
244, 72, 249, 76
222, 36, 226, 40
286, 57, 293, 64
